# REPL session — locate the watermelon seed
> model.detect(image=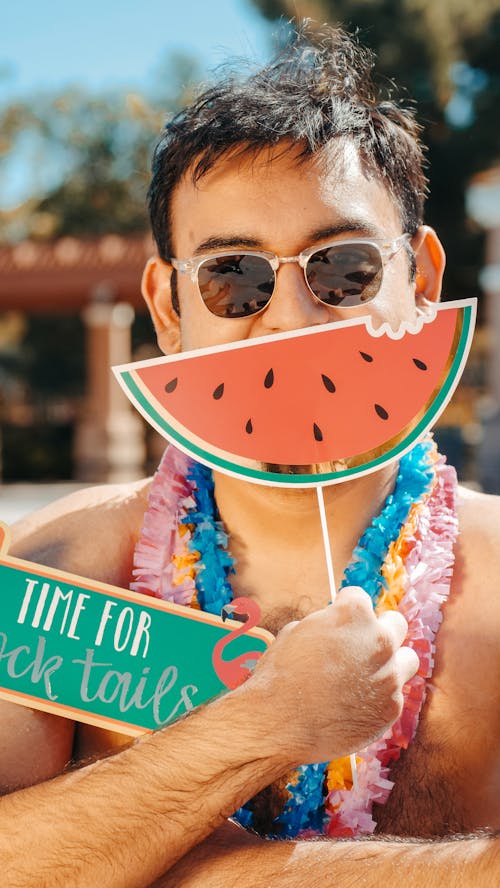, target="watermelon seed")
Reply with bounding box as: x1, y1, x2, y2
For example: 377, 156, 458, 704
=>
213, 383, 225, 400
165, 377, 178, 393
321, 374, 336, 393
360, 351, 373, 363
245, 419, 253, 435
313, 423, 323, 442
264, 368, 274, 388
413, 358, 428, 371
375, 404, 389, 420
